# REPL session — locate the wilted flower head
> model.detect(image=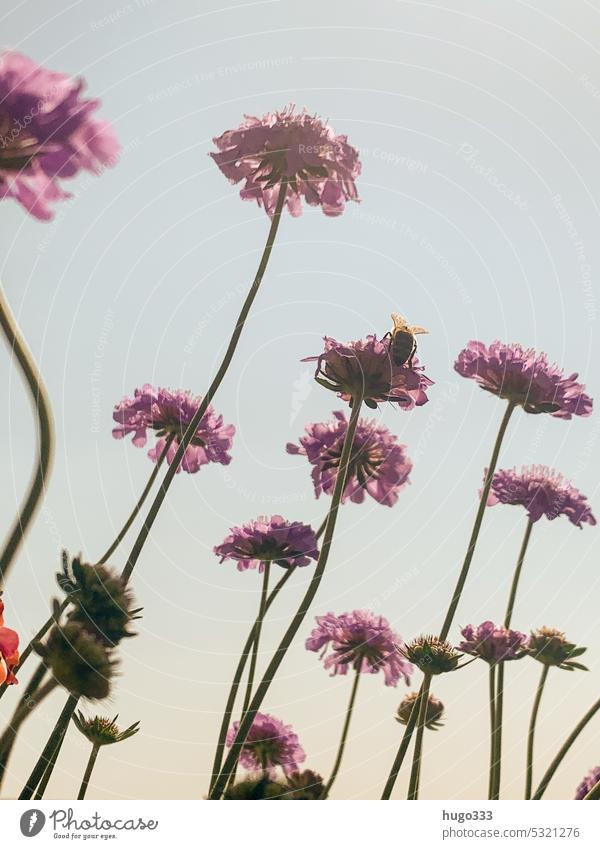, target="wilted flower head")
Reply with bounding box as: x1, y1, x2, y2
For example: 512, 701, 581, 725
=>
38, 623, 116, 699
527, 627, 588, 671
305, 335, 432, 410
404, 636, 461, 675
0, 51, 119, 220
72, 712, 140, 746
285, 770, 326, 799
223, 776, 288, 800
210, 104, 360, 217
0, 597, 19, 686
226, 712, 306, 777
112, 385, 235, 474
488, 466, 596, 528
306, 610, 412, 687
575, 766, 600, 800
459, 621, 527, 664
454, 341, 592, 419
287, 410, 412, 507
214, 515, 318, 572
396, 691, 444, 730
